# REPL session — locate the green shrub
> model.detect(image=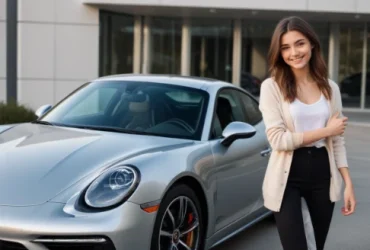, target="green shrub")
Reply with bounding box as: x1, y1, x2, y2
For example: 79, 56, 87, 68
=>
0, 101, 37, 125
